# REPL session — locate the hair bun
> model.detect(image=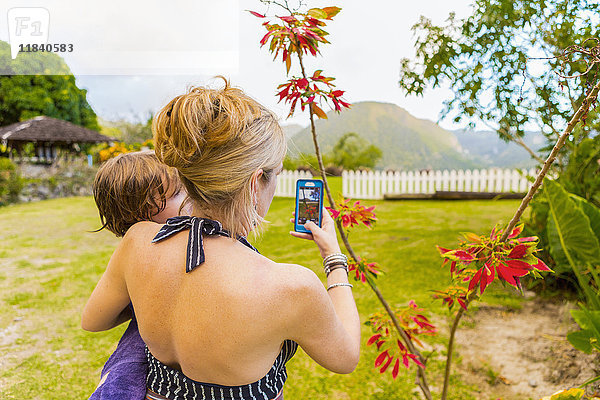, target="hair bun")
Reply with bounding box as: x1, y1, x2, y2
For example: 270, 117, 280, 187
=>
152, 77, 286, 239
